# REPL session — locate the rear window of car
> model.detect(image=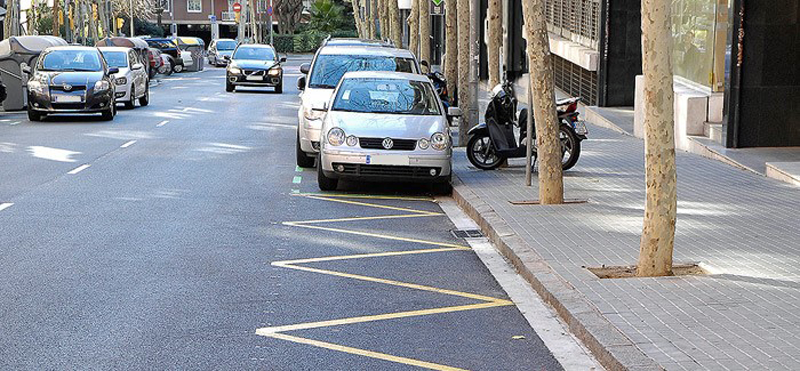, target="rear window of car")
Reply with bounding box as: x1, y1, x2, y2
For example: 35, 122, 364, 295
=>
308, 54, 417, 89
216, 40, 237, 50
